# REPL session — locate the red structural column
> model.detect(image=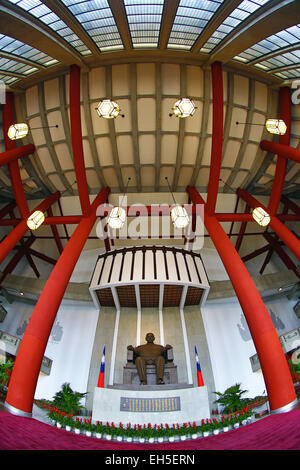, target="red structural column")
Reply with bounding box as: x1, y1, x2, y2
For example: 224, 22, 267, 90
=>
187, 185, 297, 413
69, 65, 91, 216
5, 187, 110, 416
0, 191, 60, 265
268, 87, 291, 215
206, 61, 223, 215
2, 92, 30, 218
260, 140, 300, 164
237, 188, 300, 261
0, 144, 36, 167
